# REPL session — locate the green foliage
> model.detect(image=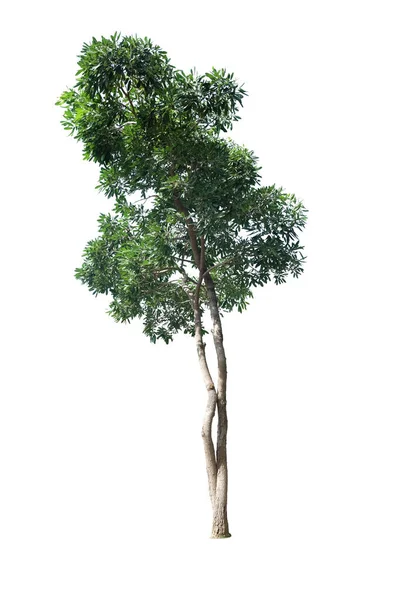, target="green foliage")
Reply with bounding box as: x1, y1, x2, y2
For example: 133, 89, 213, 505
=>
58, 33, 307, 343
